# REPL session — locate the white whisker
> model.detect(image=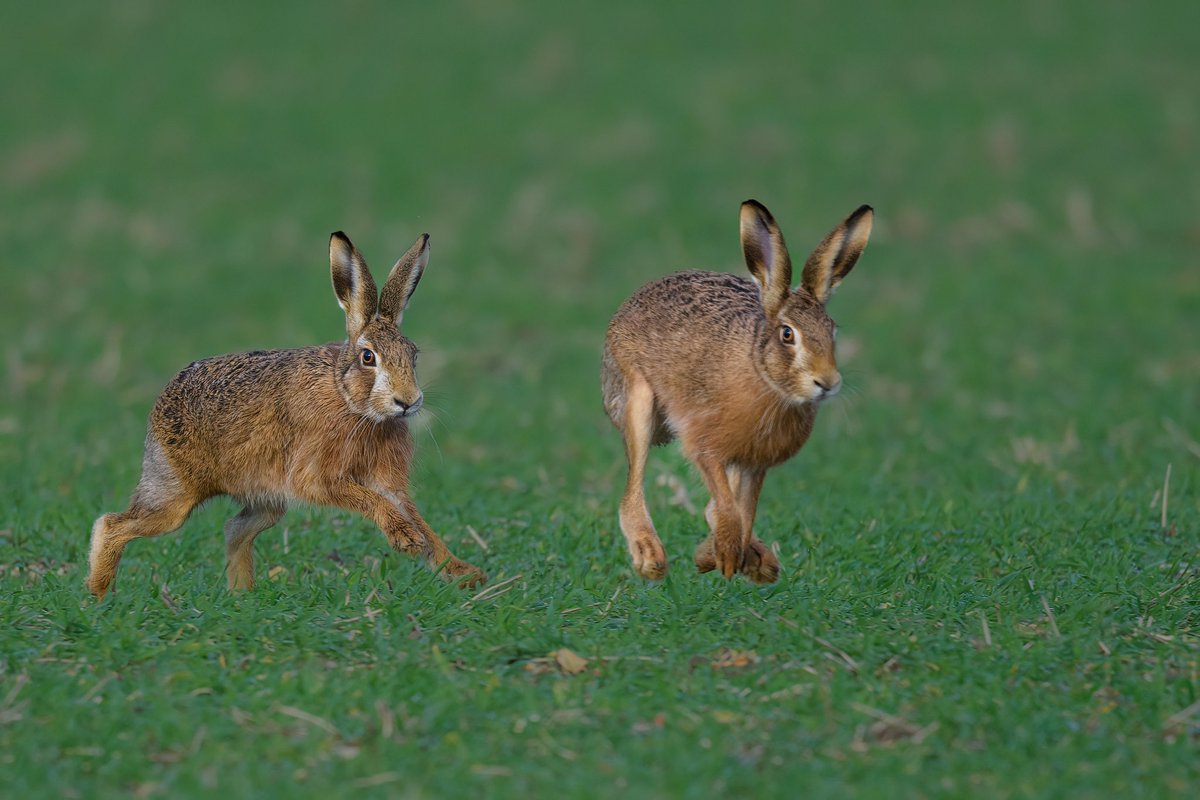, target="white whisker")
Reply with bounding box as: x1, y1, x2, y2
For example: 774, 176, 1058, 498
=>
421, 407, 445, 464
